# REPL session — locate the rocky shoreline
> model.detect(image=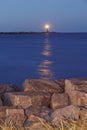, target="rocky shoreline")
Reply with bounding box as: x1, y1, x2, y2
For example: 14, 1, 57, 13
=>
0, 78, 87, 129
